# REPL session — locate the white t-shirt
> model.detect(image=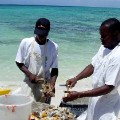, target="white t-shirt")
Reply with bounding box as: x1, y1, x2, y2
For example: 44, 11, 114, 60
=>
15, 37, 58, 80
